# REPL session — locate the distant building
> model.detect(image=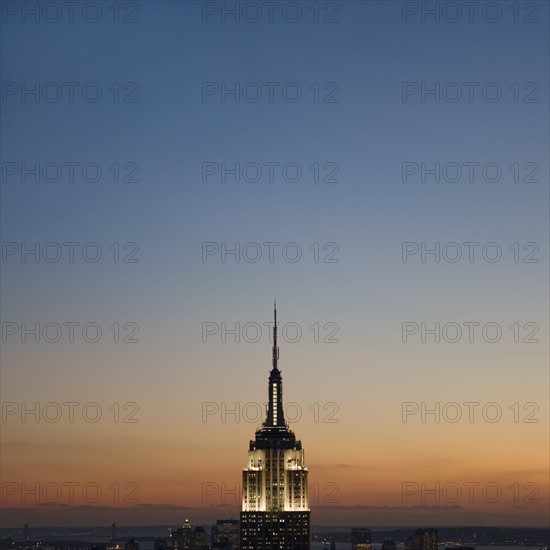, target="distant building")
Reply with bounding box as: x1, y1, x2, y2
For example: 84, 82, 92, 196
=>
212, 520, 239, 550
192, 528, 208, 550
171, 521, 209, 550
351, 529, 372, 550
381, 540, 396, 550
405, 529, 438, 550
154, 540, 170, 550
125, 540, 139, 550
172, 520, 193, 550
